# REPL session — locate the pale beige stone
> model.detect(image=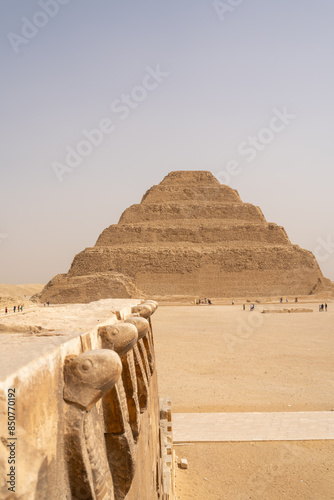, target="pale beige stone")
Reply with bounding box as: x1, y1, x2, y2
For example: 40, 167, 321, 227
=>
0, 300, 172, 499
63, 350, 122, 499
180, 458, 188, 470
